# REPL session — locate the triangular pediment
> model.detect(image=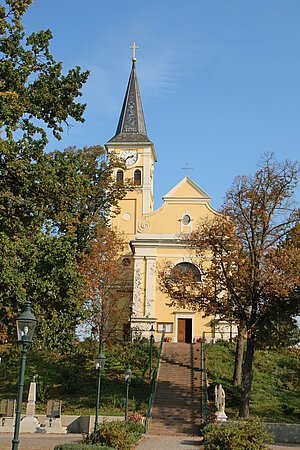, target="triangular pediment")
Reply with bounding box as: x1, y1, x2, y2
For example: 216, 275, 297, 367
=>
163, 177, 211, 203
